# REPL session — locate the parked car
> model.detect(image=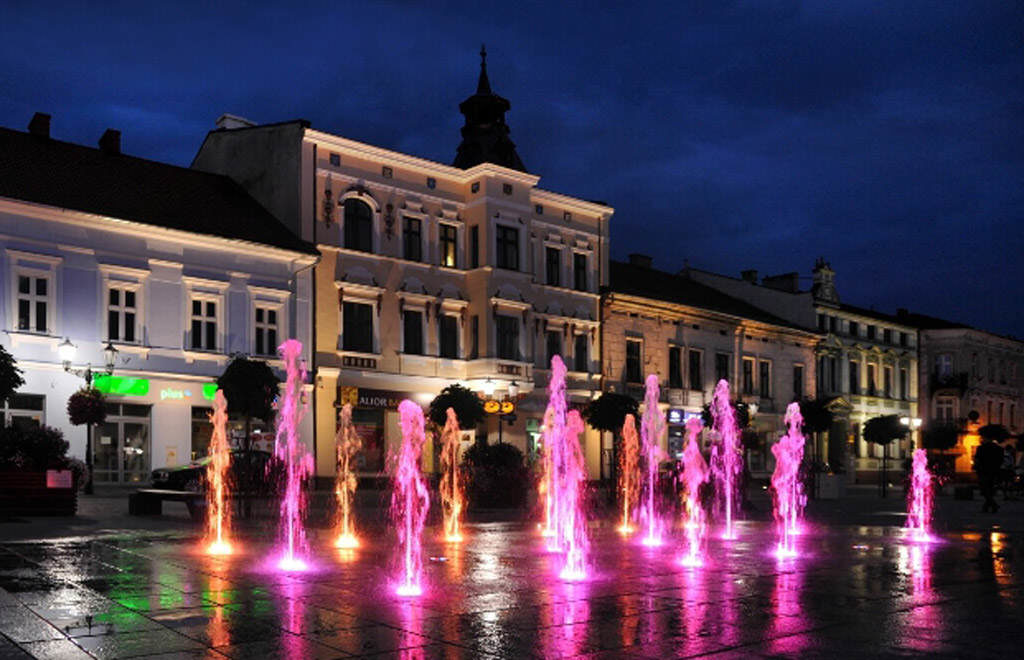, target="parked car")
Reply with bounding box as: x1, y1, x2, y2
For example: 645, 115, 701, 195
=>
151, 450, 282, 494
